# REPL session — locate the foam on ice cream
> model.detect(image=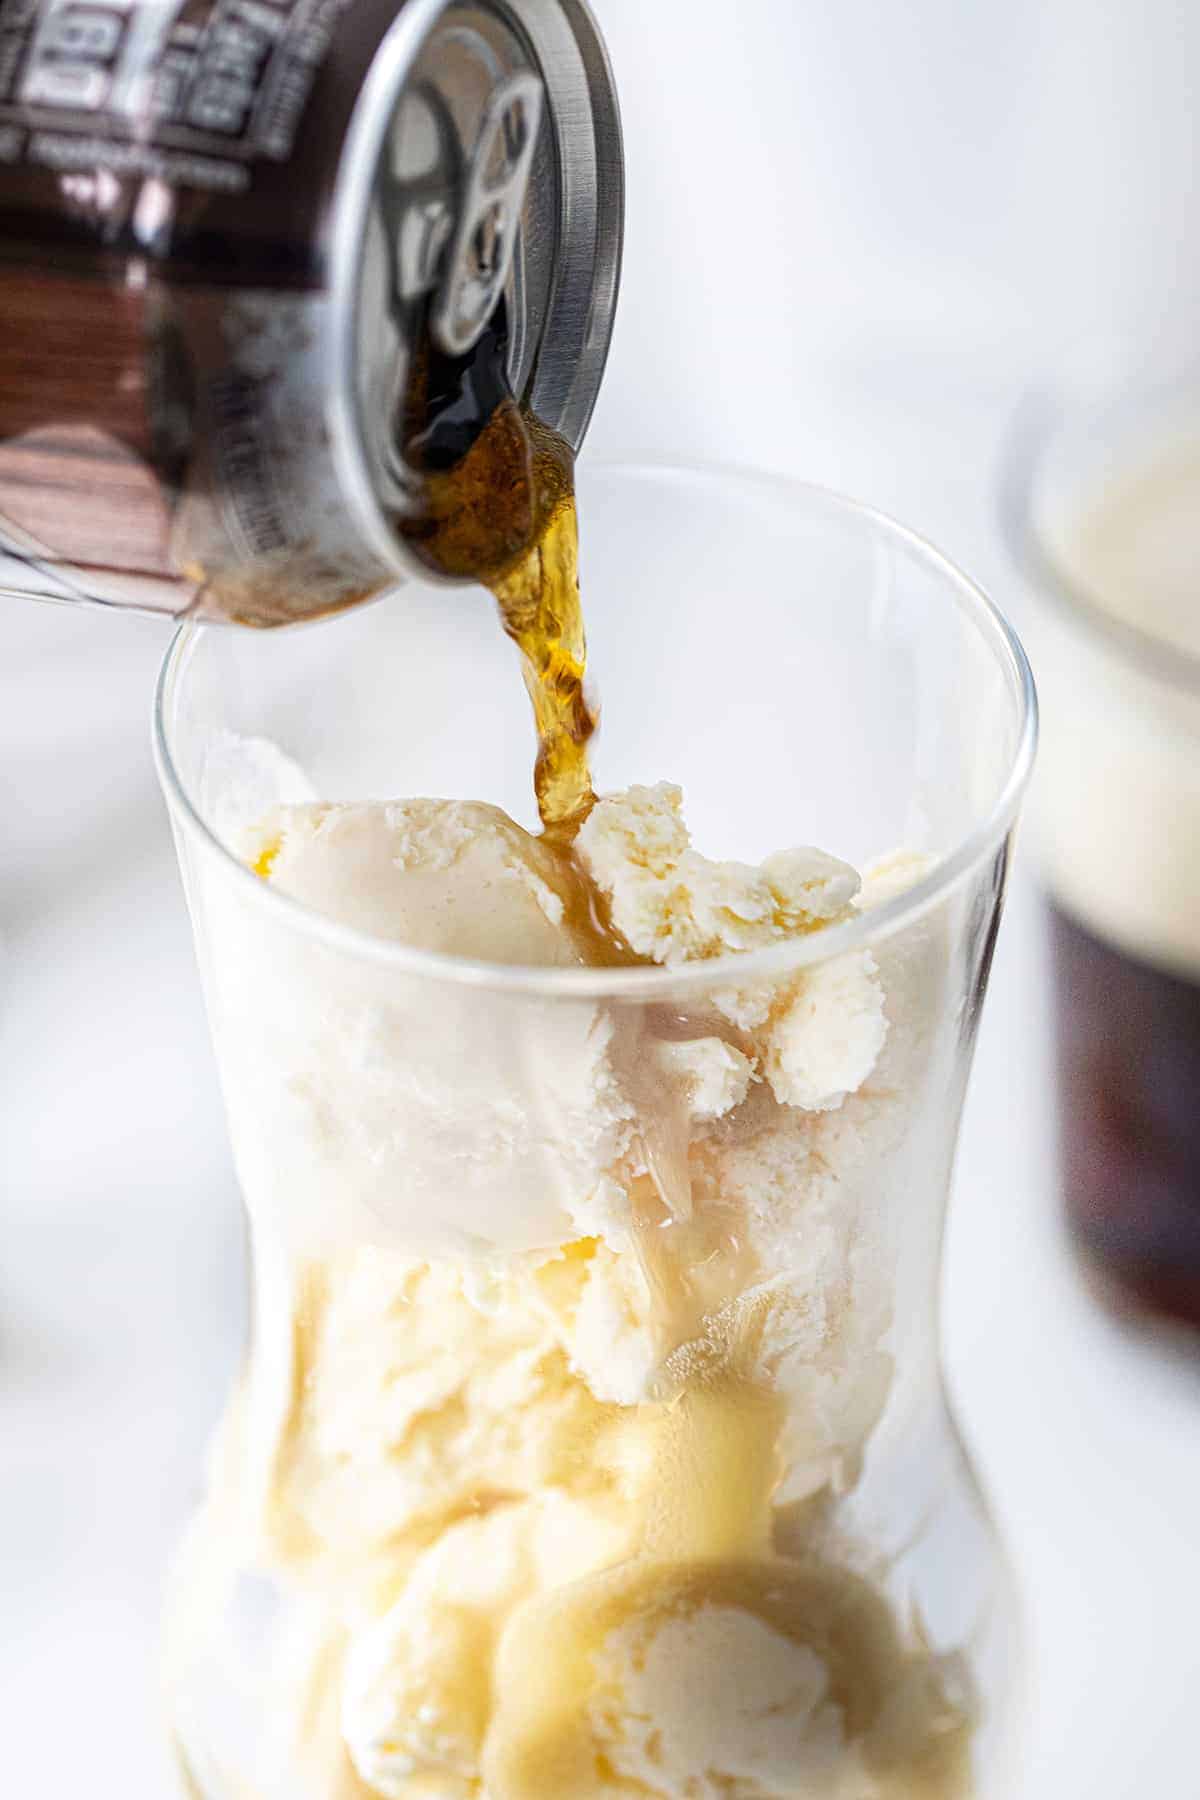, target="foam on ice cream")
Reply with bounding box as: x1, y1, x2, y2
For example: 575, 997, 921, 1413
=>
181, 769, 962, 1798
